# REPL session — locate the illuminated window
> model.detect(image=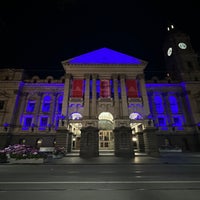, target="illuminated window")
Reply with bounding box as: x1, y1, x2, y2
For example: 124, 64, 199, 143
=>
57, 95, 63, 113
154, 95, 164, 113
172, 115, 184, 130
157, 116, 168, 130
169, 96, 178, 113
158, 117, 166, 126
40, 117, 48, 127
98, 112, 113, 122
57, 103, 62, 113
173, 116, 182, 126
129, 112, 143, 120
42, 95, 51, 112
71, 113, 83, 120
24, 117, 32, 127
26, 101, 35, 112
